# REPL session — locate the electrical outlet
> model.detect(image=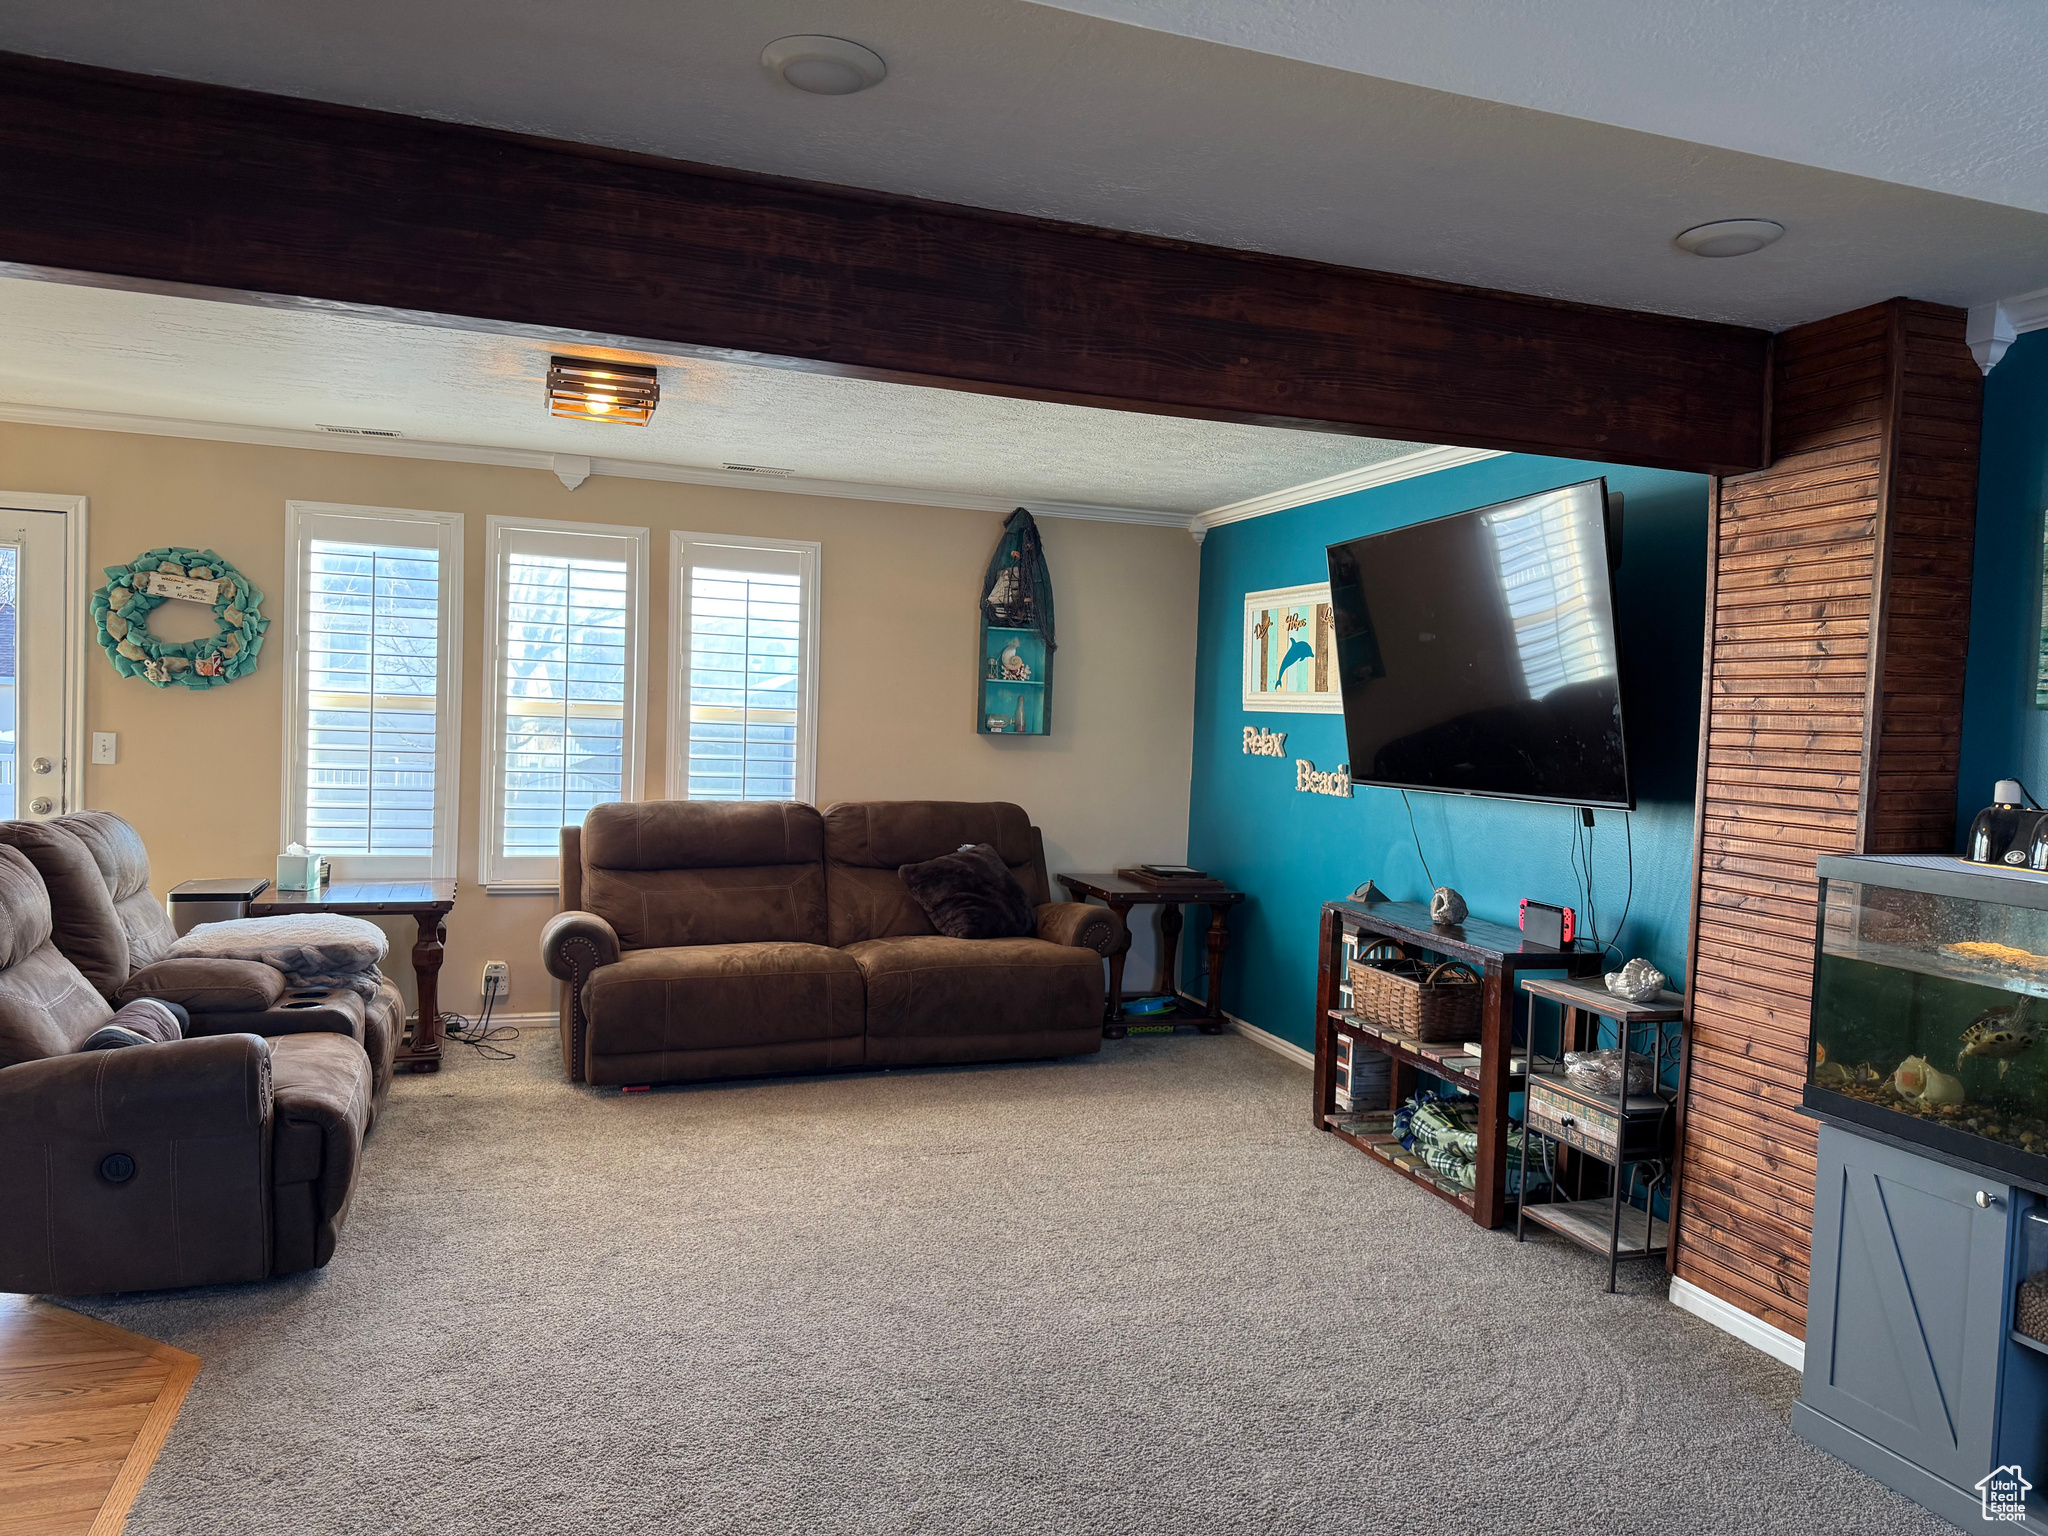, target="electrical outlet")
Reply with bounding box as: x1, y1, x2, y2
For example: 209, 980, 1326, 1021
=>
481, 960, 510, 1002
91, 732, 118, 765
